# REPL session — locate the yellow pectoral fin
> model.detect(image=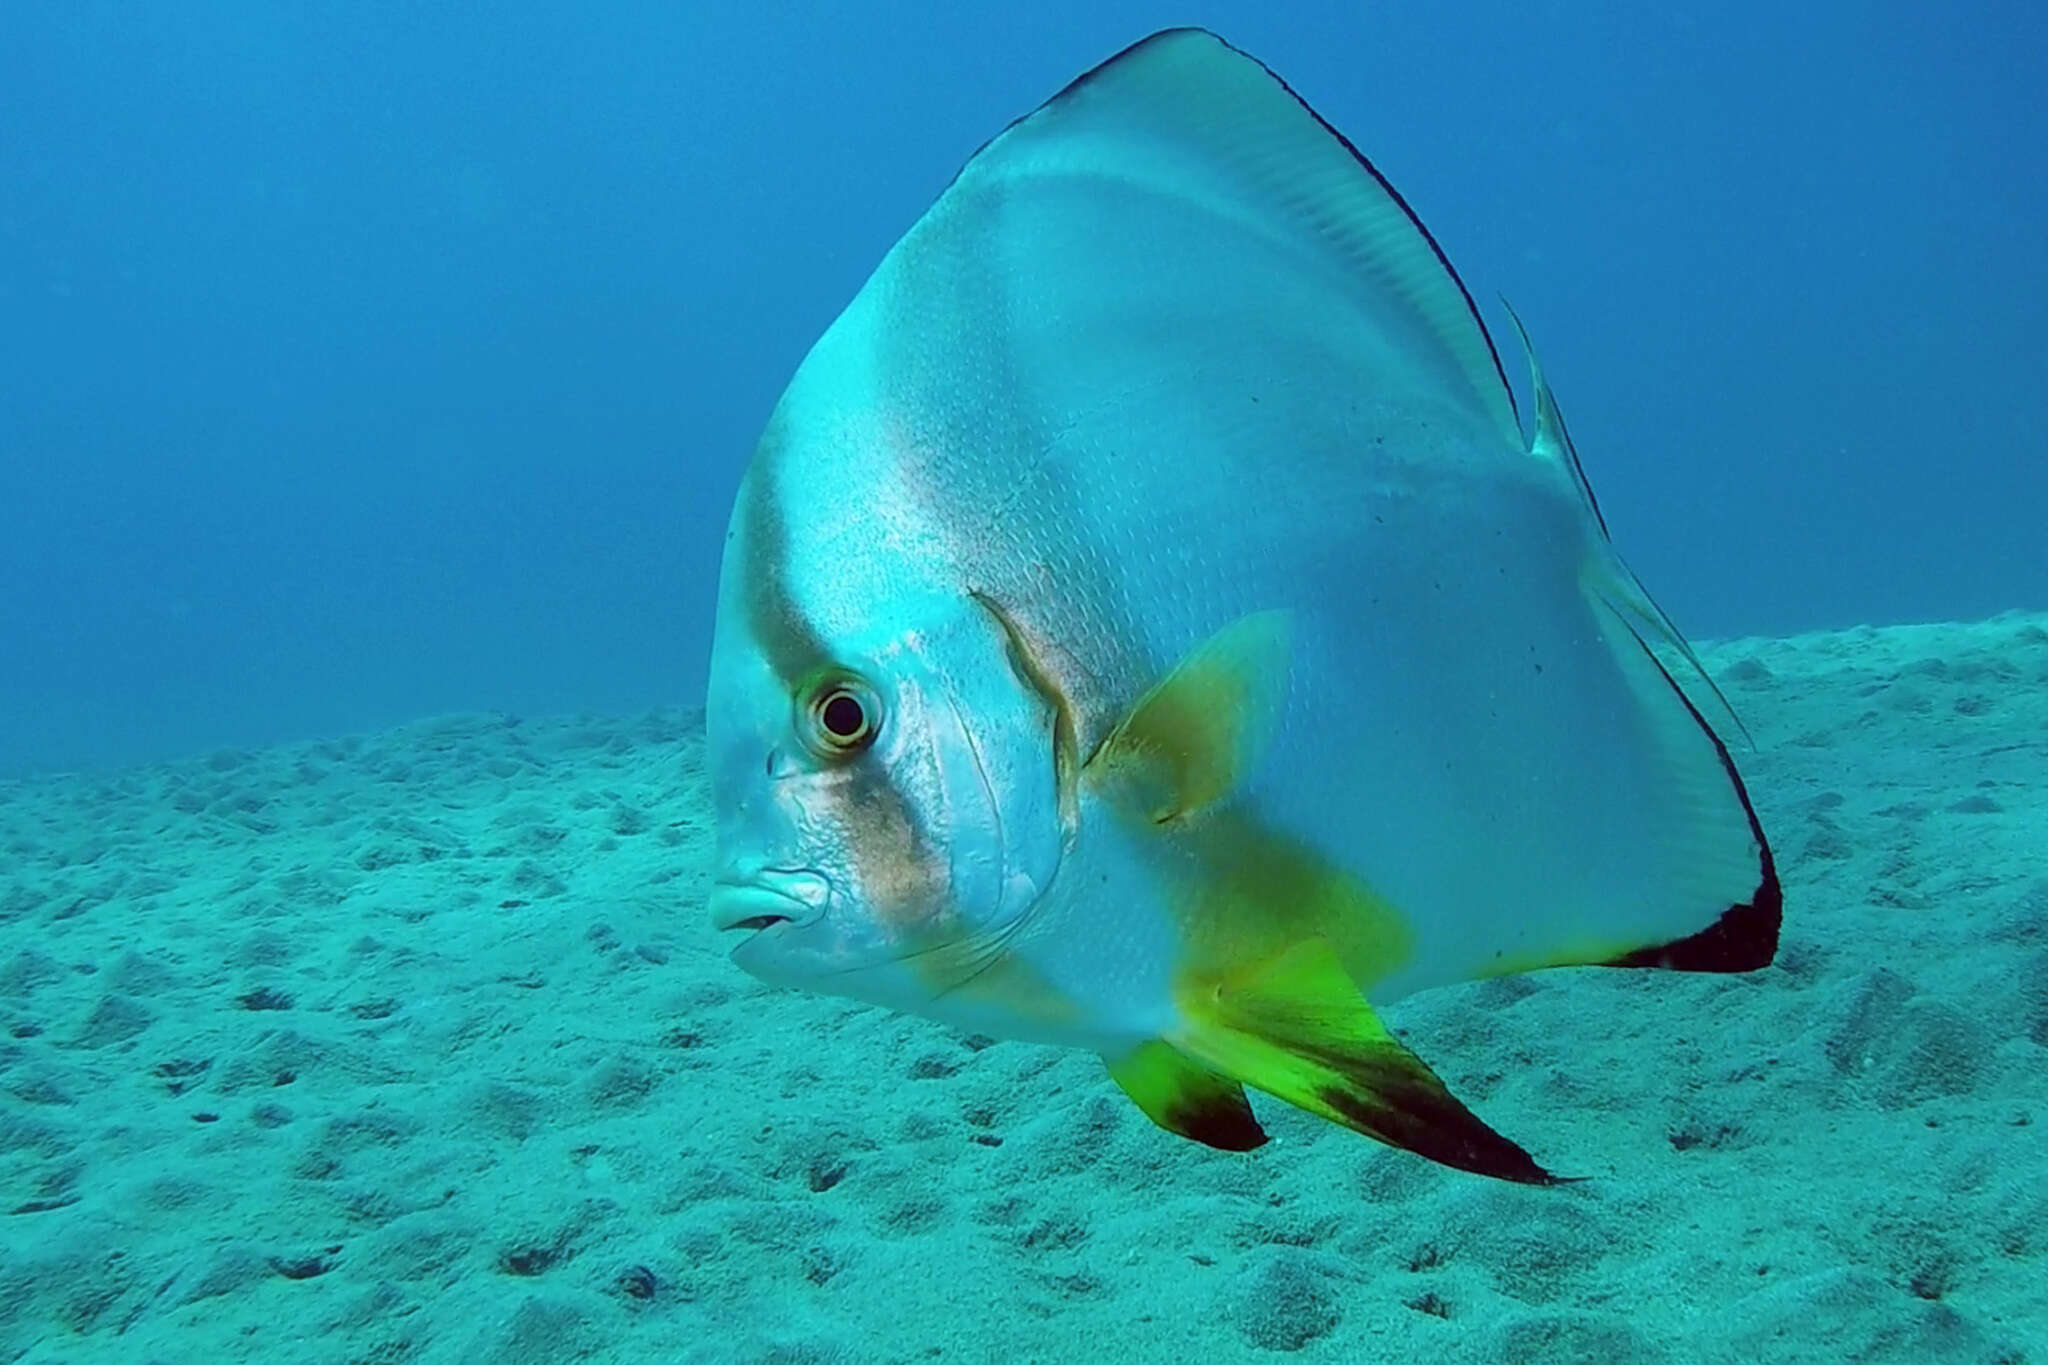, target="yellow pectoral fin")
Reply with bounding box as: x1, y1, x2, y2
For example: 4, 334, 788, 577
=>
1086, 611, 1291, 825
1105, 1040, 1269, 1153
1172, 939, 1562, 1185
